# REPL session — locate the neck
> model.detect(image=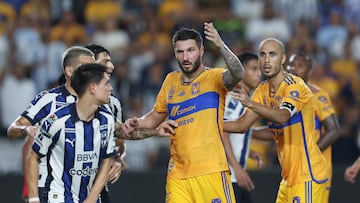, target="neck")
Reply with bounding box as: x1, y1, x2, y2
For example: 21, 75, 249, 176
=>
75, 96, 99, 121
241, 82, 252, 96
65, 81, 77, 96
182, 65, 205, 84
268, 70, 286, 92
